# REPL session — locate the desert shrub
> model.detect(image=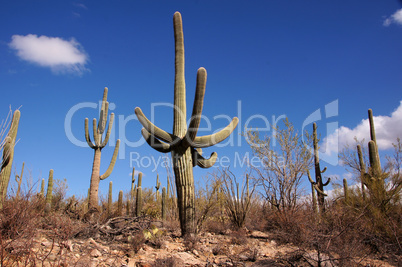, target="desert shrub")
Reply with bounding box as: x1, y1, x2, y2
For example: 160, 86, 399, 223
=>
129, 231, 146, 253
151, 256, 179, 267
183, 234, 200, 251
